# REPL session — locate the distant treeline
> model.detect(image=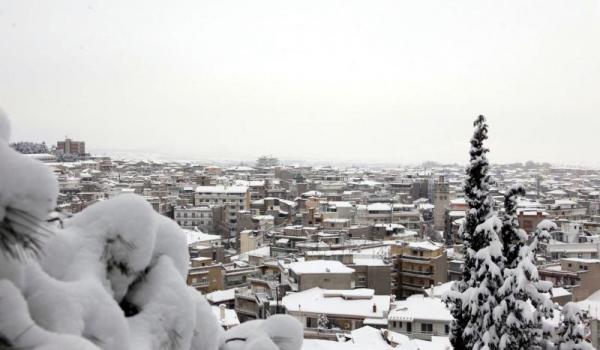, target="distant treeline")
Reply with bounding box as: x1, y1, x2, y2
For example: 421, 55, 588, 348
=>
10, 141, 50, 154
